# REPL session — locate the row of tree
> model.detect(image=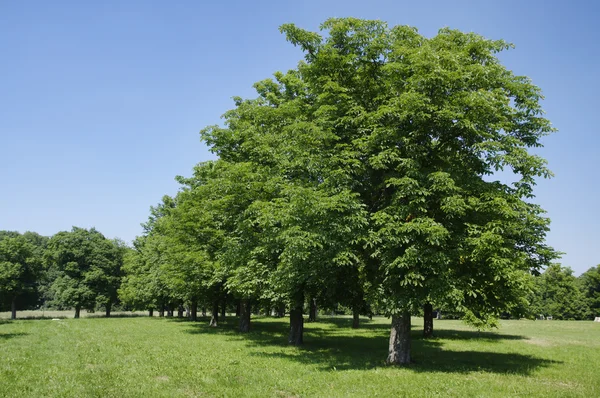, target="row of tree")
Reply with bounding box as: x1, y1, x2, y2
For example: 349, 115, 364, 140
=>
0, 228, 125, 319
2, 18, 594, 364
3, 229, 597, 324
